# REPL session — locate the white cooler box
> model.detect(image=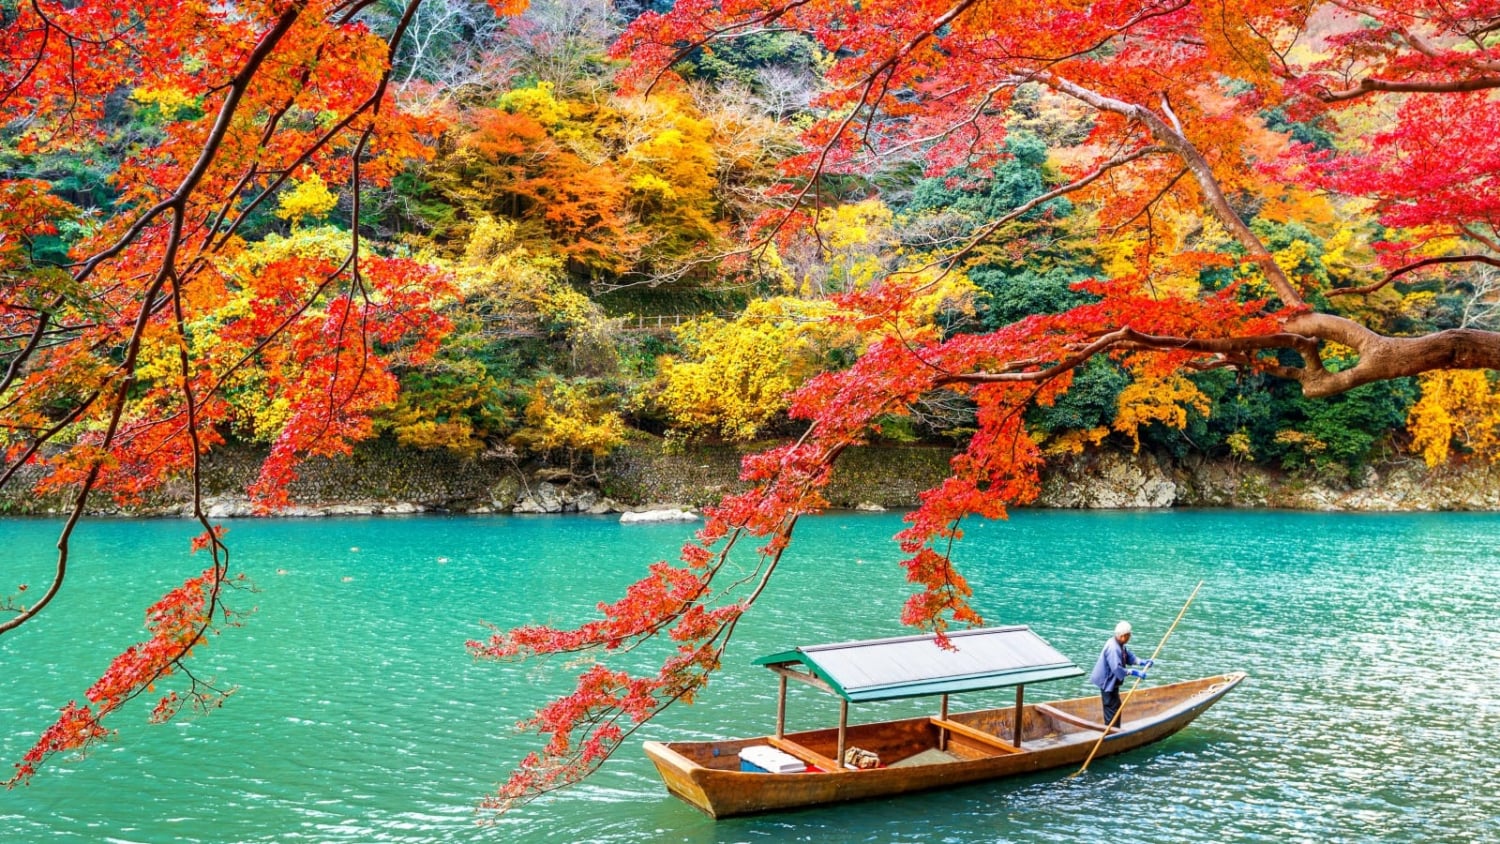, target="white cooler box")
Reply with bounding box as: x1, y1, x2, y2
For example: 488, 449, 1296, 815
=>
737, 744, 805, 773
